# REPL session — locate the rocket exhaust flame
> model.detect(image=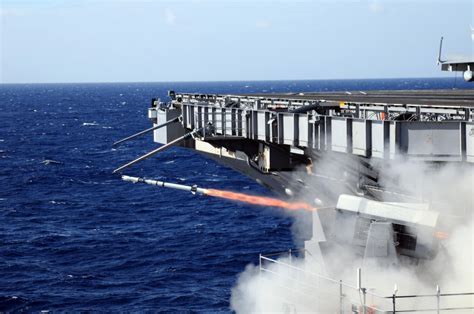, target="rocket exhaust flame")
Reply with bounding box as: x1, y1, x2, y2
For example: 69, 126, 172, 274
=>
121, 175, 316, 211
204, 189, 317, 211
434, 231, 449, 240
